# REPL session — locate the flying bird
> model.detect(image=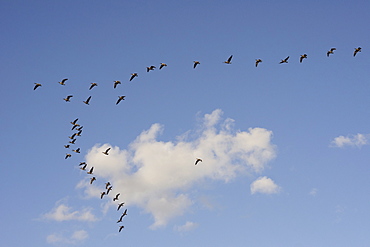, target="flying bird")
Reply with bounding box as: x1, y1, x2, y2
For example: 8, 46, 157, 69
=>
159, 63, 167, 69
80, 164, 87, 170
76, 126, 83, 131
64, 145, 70, 148
327, 48, 336, 57
83, 96, 91, 105
116, 96, 126, 105
146, 65, 156, 72
223, 55, 233, 64
58, 78, 68, 85
130, 73, 138, 81
69, 133, 76, 139
33, 83, 42, 90
300, 54, 307, 63
195, 158, 202, 165
79, 162, 86, 166
106, 186, 112, 195
70, 118, 79, 125
117, 210, 127, 222
100, 191, 106, 199
87, 167, 94, 174
117, 202, 125, 211
113, 80, 121, 89
63, 95, 73, 102
102, 147, 111, 155
122, 208, 127, 217
65, 153, 71, 159
193, 61, 200, 69
89, 83, 98, 90
90, 177, 96, 184
255, 59, 262, 67
72, 148, 80, 153
105, 182, 111, 189
279, 56, 289, 64
113, 193, 120, 201
119, 226, 124, 232
76, 130, 82, 137
69, 139, 76, 144
354, 47, 361, 57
